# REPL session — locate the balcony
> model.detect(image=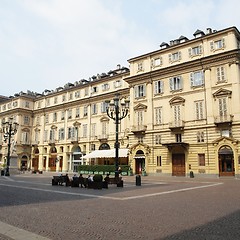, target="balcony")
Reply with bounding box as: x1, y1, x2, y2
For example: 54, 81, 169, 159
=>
169, 120, 185, 131
32, 140, 39, 147
98, 134, 109, 141
70, 137, 79, 144
131, 125, 147, 135
214, 115, 233, 126
48, 139, 57, 146
20, 140, 31, 146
